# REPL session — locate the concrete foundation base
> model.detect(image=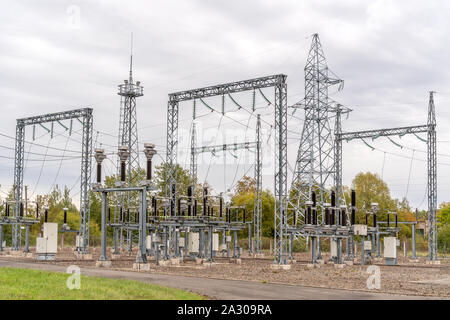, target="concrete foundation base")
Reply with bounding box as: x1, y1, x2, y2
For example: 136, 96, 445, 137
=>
96, 260, 112, 268
132, 263, 150, 271
270, 264, 291, 271
326, 260, 335, 265
373, 258, 383, 263
229, 258, 242, 265
204, 262, 217, 268
158, 260, 171, 267
316, 259, 325, 265
170, 258, 180, 265
254, 253, 265, 259
75, 253, 93, 260
288, 259, 297, 264
195, 258, 205, 265
111, 254, 122, 260
344, 260, 354, 266
408, 259, 420, 263
9, 250, 24, 257
334, 264, 345, 269
306, 263, 320, 269
426, 260, 441, 265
